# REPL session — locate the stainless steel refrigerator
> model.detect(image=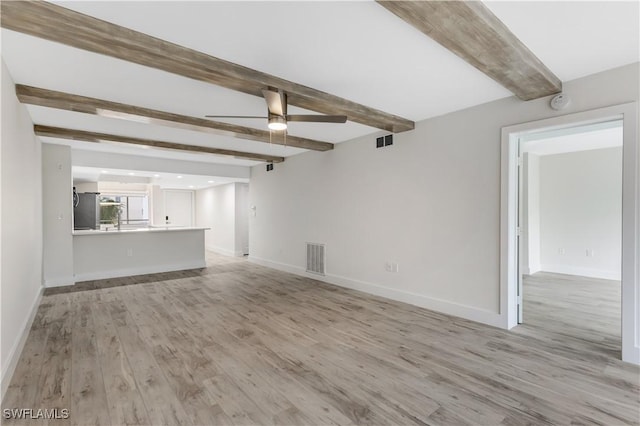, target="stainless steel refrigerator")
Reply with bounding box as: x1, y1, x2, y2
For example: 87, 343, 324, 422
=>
74, 192, 100, 230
